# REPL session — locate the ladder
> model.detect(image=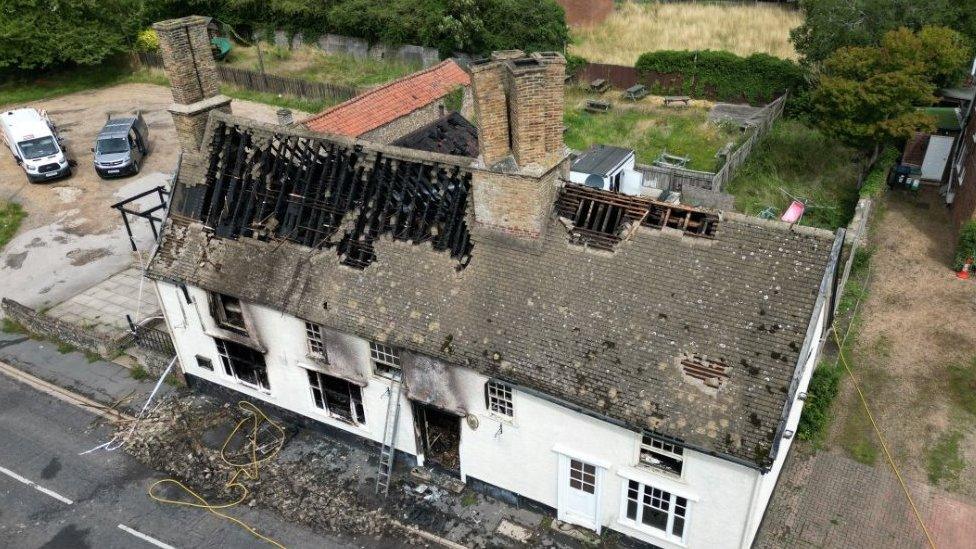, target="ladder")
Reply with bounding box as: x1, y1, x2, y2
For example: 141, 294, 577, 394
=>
375, 380, 403, 495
